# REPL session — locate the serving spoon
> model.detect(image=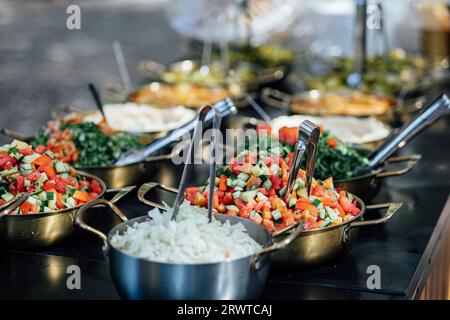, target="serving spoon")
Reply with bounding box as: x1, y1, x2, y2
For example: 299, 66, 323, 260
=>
88, 83, 108, 126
